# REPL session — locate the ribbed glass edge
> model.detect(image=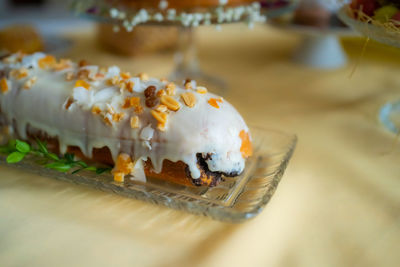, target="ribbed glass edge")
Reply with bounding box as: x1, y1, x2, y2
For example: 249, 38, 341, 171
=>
0, 127, 297, 223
